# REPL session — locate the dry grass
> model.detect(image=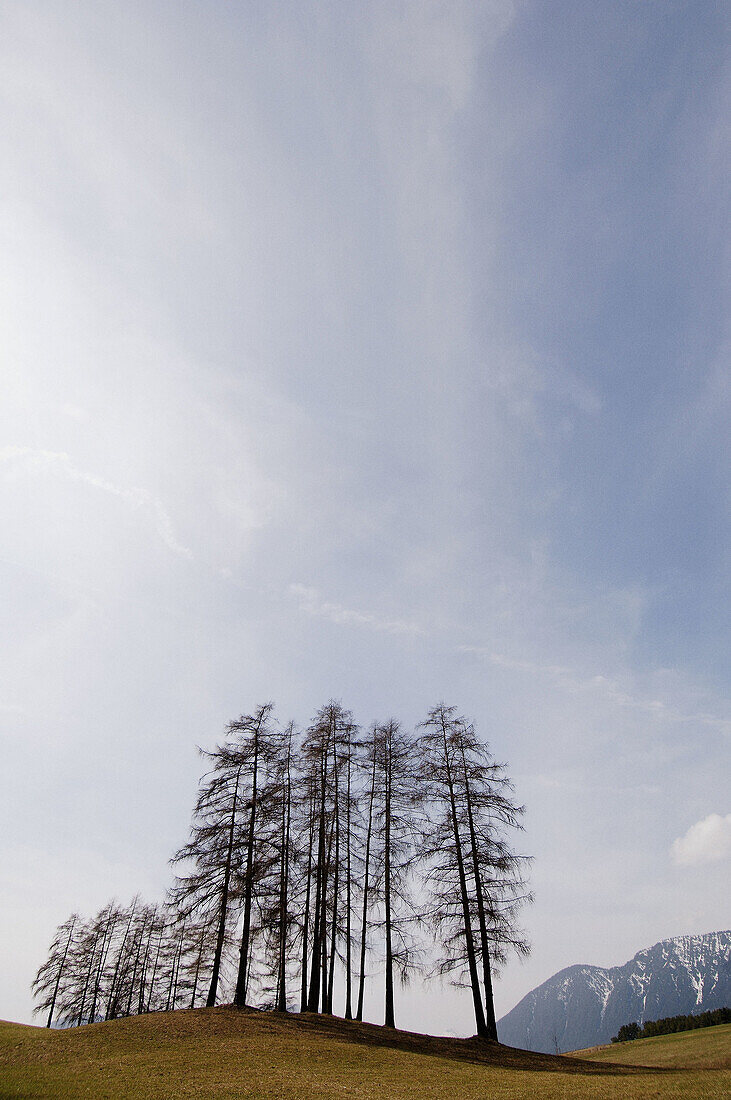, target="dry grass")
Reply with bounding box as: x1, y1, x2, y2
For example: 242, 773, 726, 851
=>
574, 1022, 731, 1070
0, 1006, 728, 1100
